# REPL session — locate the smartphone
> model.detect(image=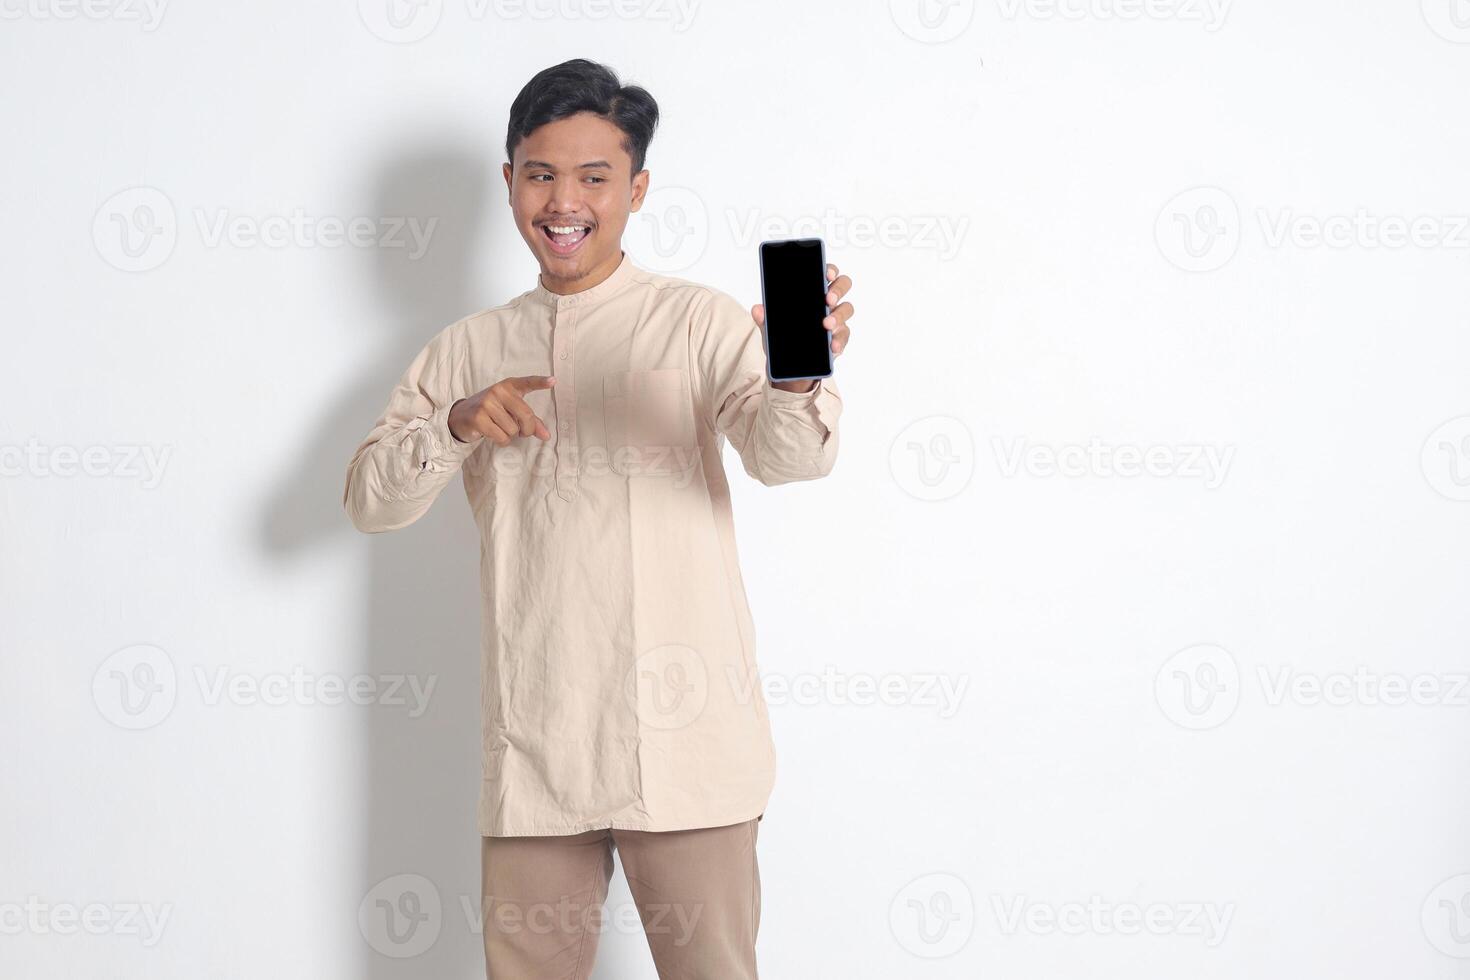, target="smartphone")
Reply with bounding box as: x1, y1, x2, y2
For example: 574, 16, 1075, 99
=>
758, 238, 833, 383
